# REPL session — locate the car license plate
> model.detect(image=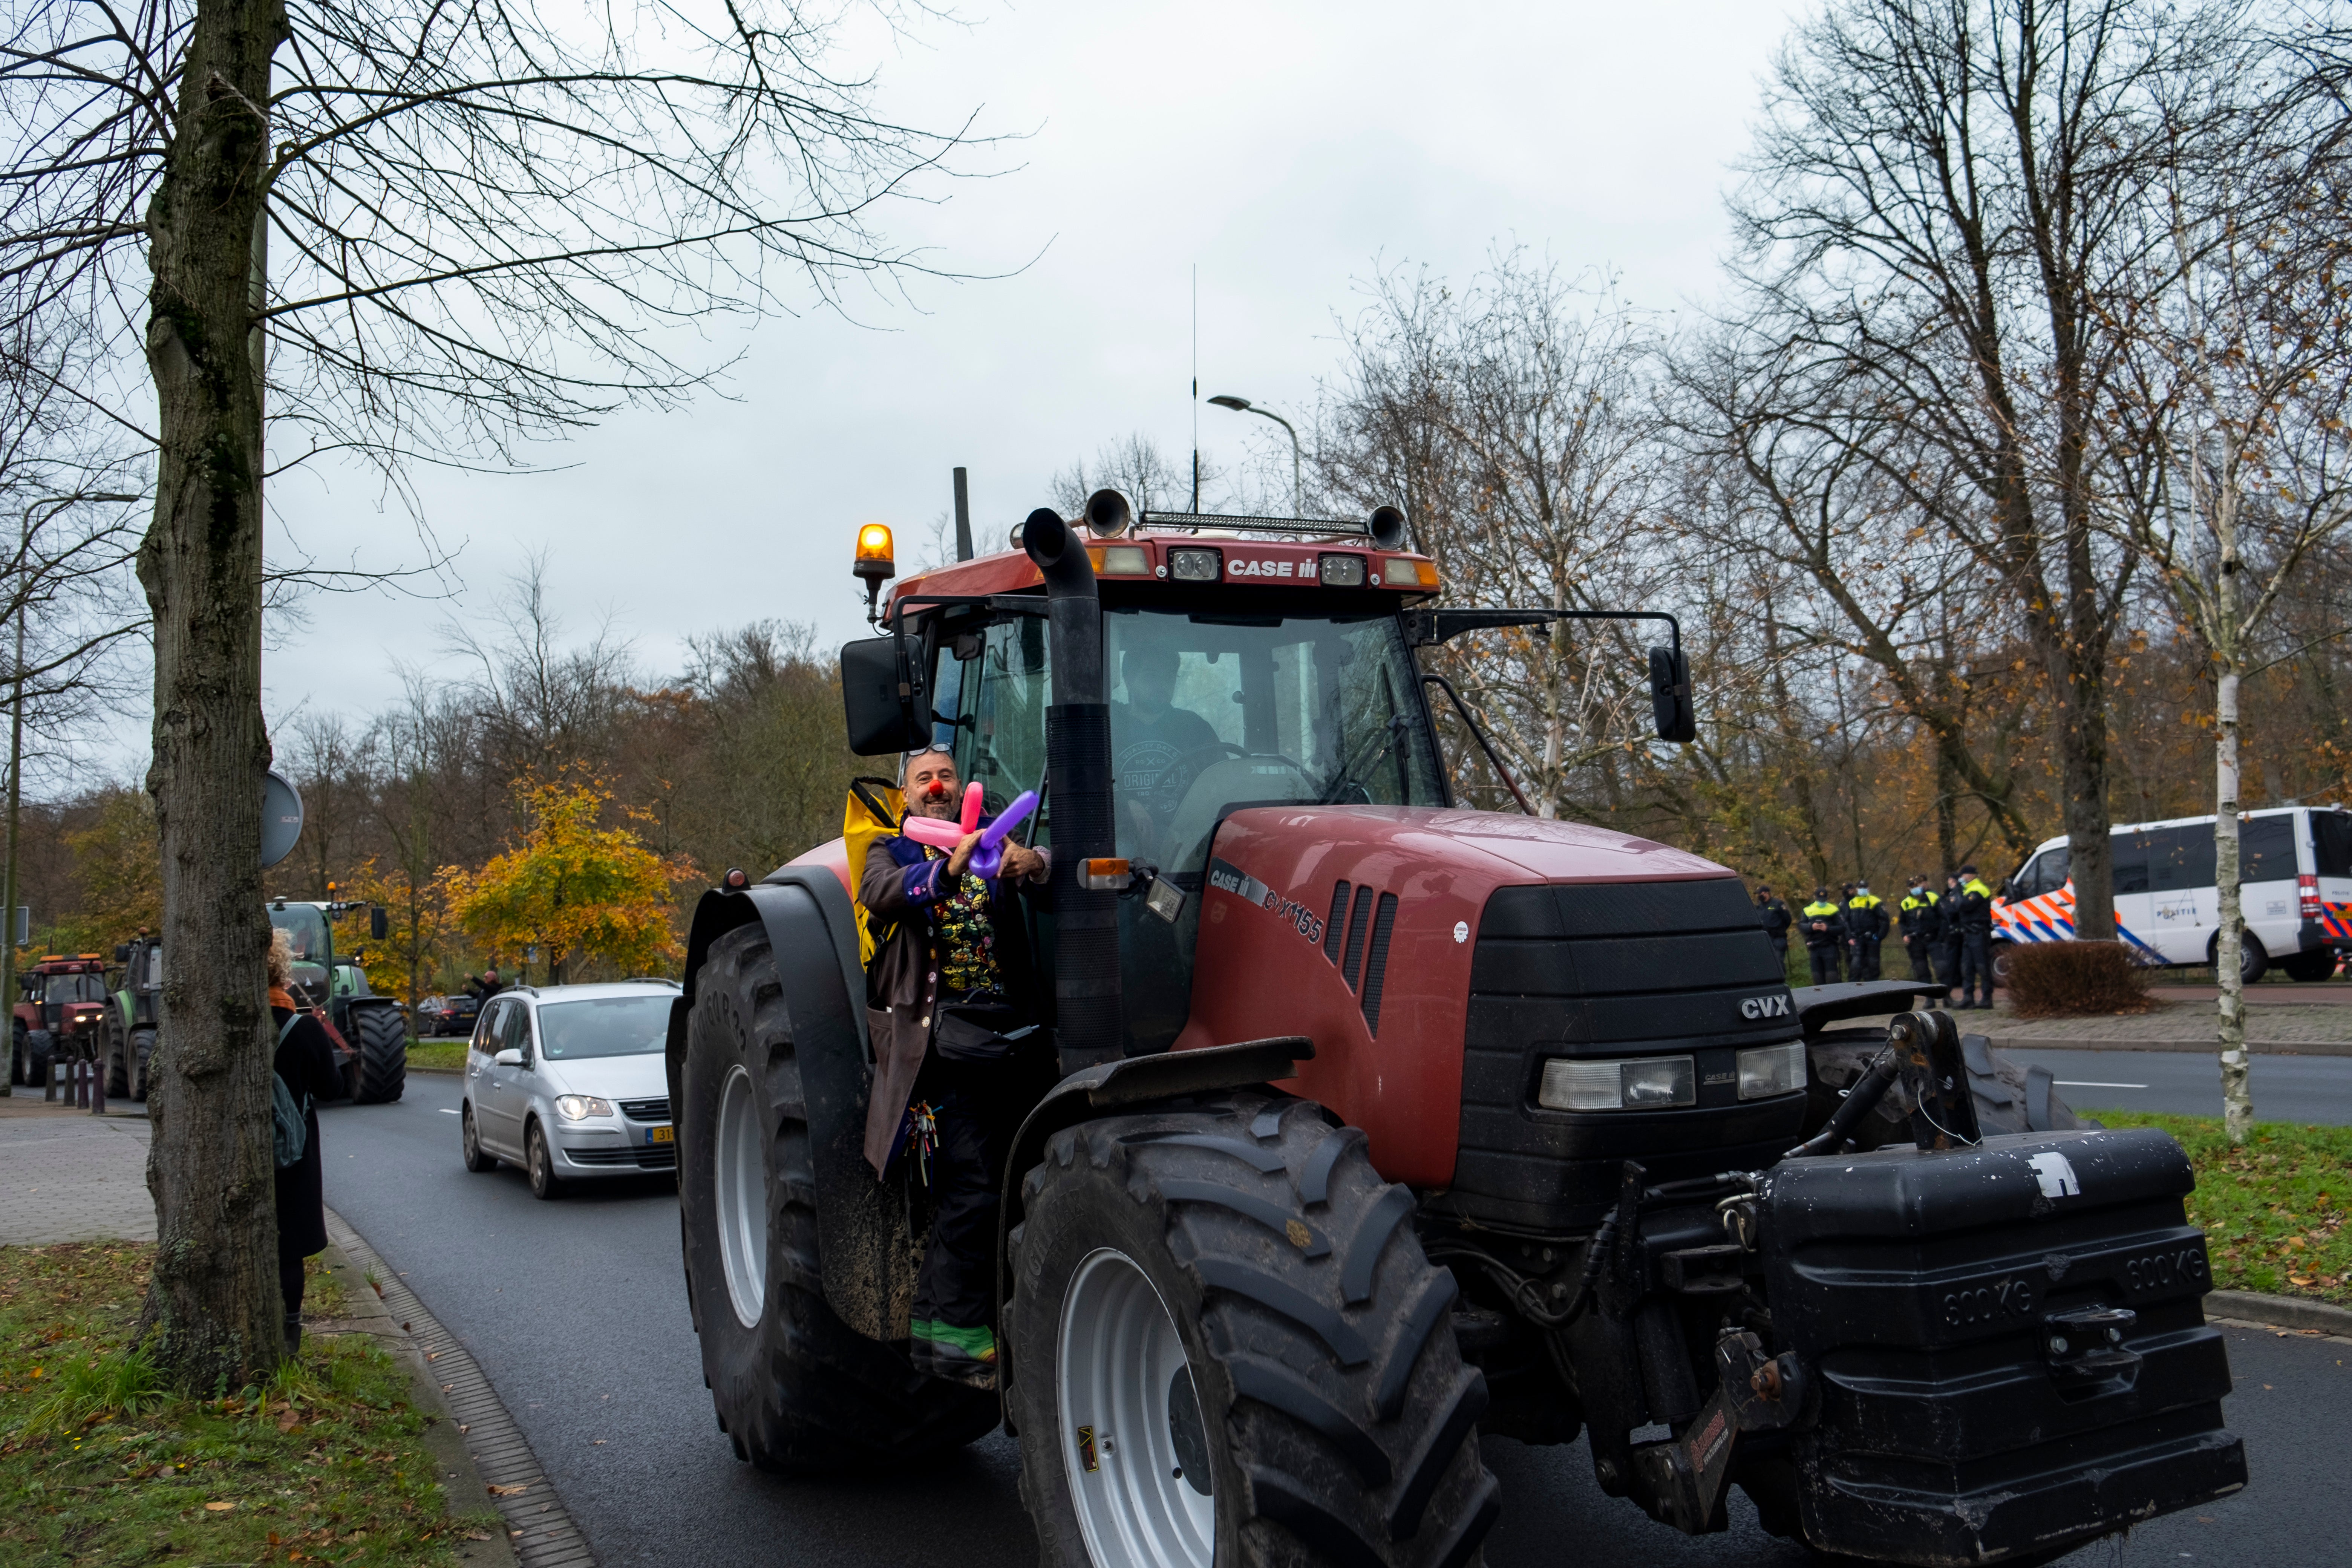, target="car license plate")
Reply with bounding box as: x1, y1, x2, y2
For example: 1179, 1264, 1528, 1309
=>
646, 1125, 673, 1145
